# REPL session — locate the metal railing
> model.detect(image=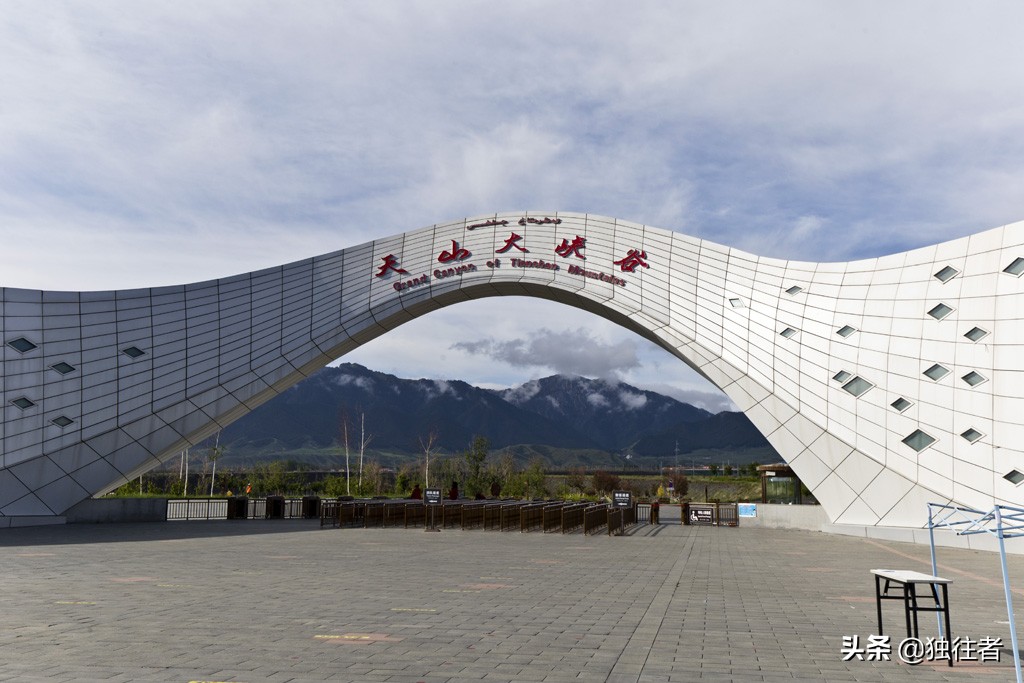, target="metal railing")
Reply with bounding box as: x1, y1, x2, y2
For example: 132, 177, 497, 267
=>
560, 503, 588, 533
314, 497, 650, 536
543, 503, 564, 532
717, 502, 739, 527
583, 504, 608, 535
461, 502, 485, 529
167, 498, 228, 521
608, 507, 624, 536
167, 497, 324, 522
168, 495, 659, 536
520, 503, 550, 532
635, 503, 650, 524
